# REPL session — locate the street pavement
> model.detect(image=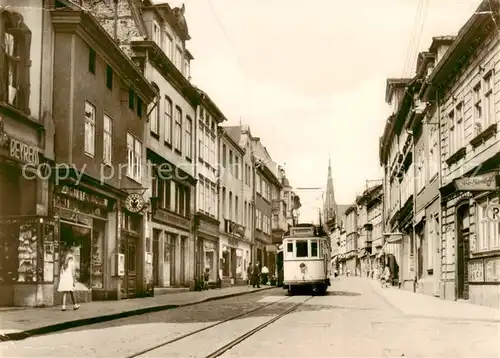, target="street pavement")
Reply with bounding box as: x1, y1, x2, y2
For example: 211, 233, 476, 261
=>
0, 285, 272, 339
0, 277, 499, 357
